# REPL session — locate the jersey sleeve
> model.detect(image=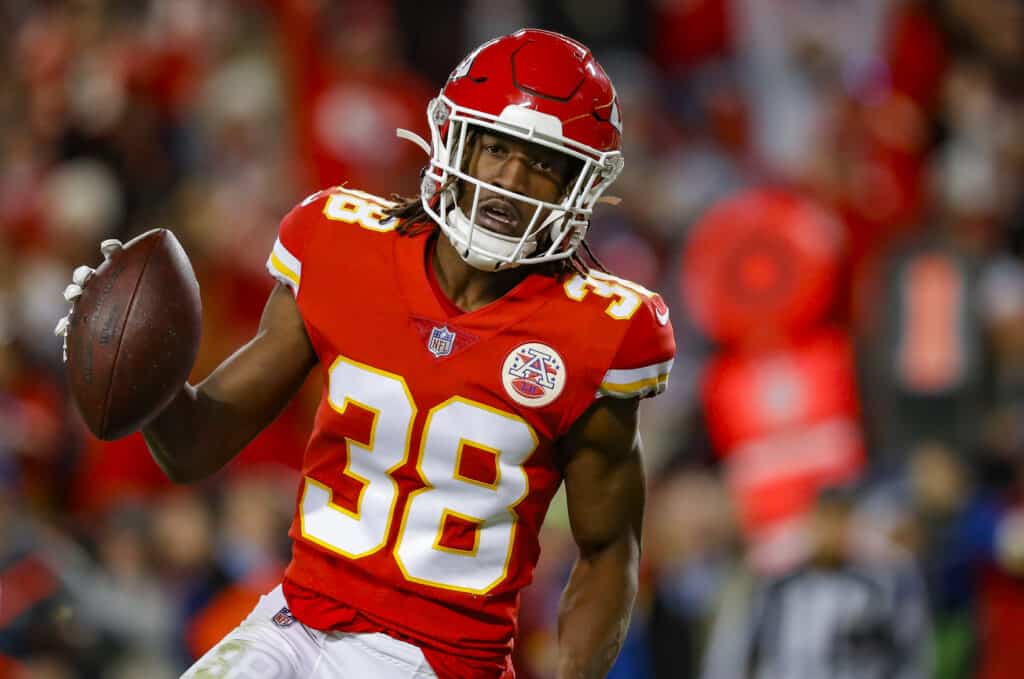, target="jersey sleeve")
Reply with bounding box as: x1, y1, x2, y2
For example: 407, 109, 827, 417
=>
598, 293, 676, 399
266, 190, 325, 296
